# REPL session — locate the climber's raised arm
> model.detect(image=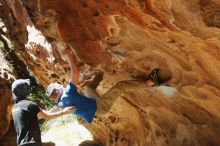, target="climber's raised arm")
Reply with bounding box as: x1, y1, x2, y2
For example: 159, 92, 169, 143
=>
64, 52, 79, 86
59, 43, 80, 86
